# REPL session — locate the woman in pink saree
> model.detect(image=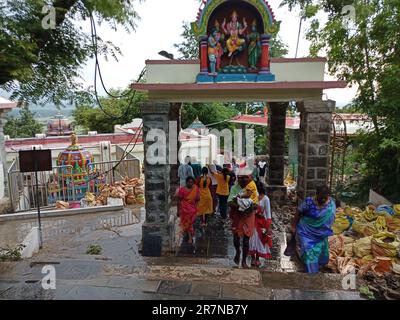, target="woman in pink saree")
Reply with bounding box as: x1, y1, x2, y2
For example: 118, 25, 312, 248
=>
176, 176, 200, 244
